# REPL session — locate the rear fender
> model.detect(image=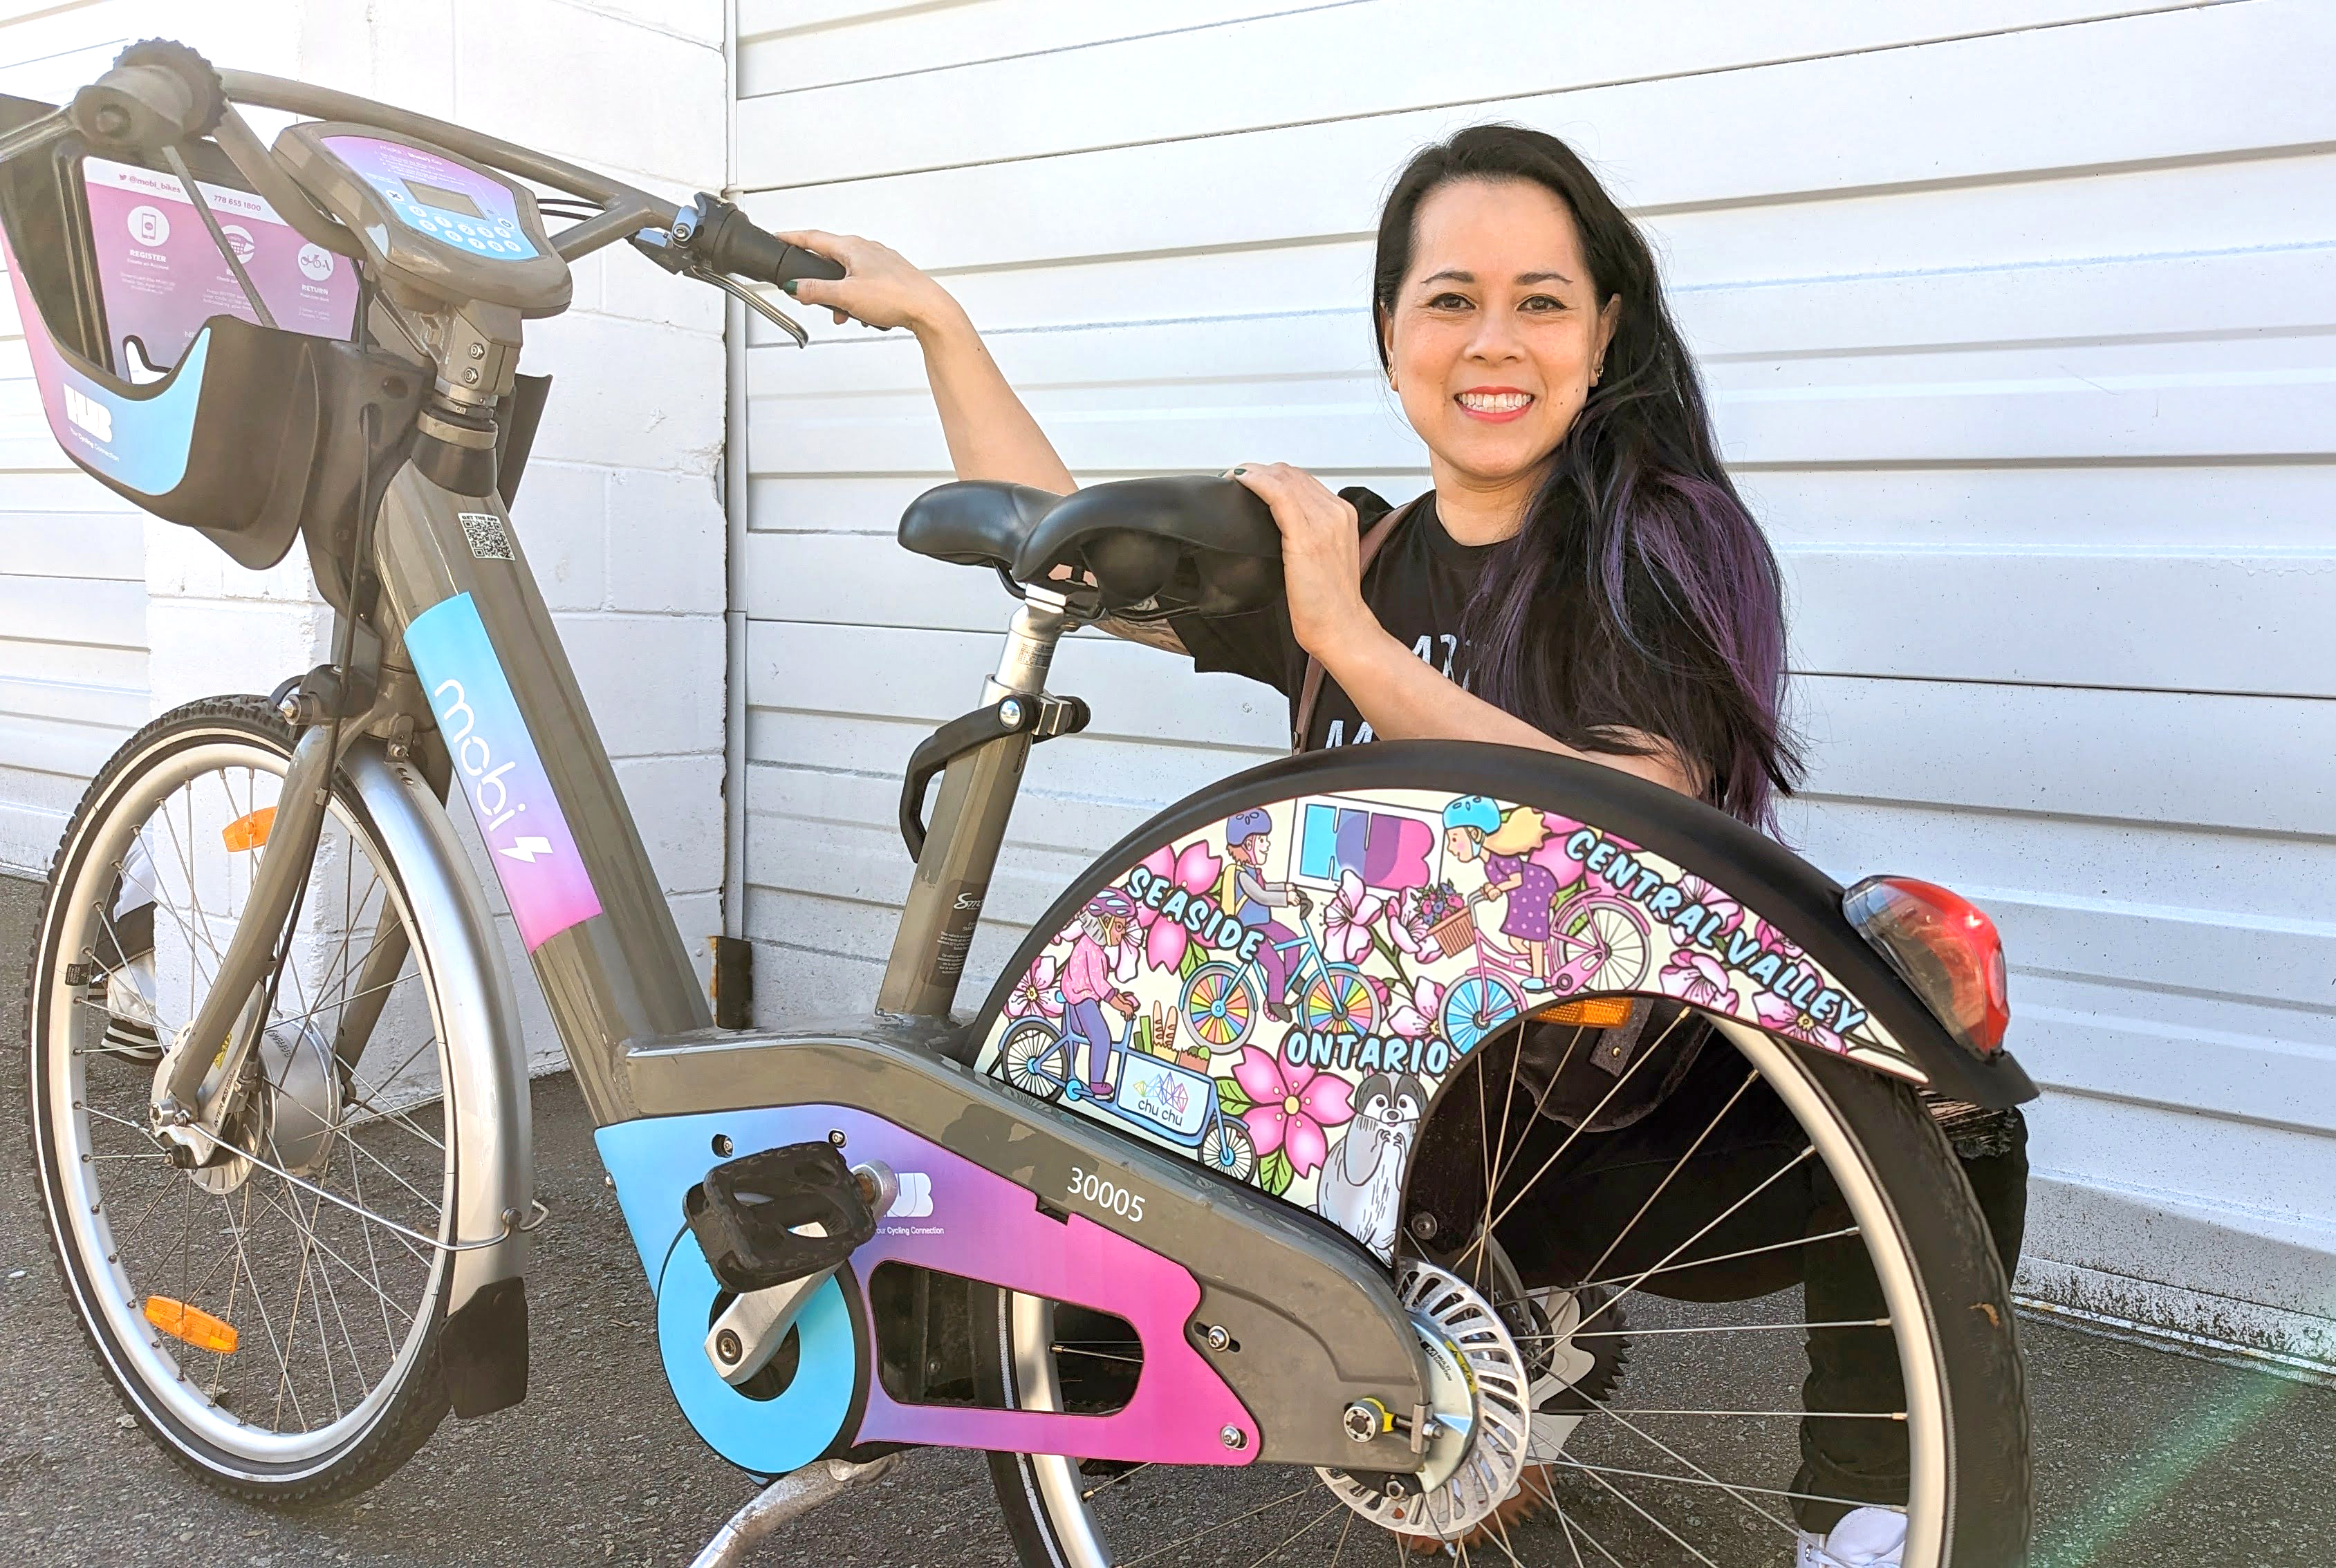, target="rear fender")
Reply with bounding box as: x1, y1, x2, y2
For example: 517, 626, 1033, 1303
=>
966, 742, 2034, 1253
